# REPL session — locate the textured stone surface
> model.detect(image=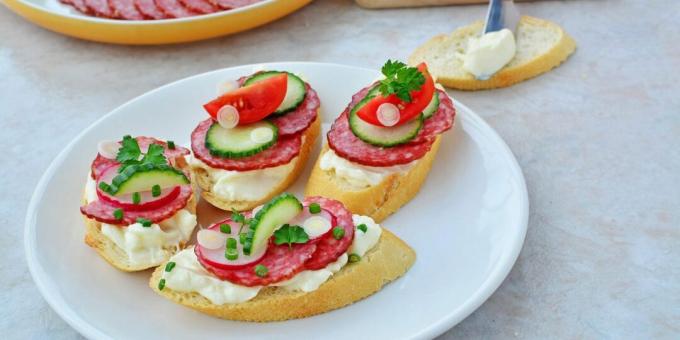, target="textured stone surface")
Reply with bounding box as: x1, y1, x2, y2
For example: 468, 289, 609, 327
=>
1, 0, 678, 338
